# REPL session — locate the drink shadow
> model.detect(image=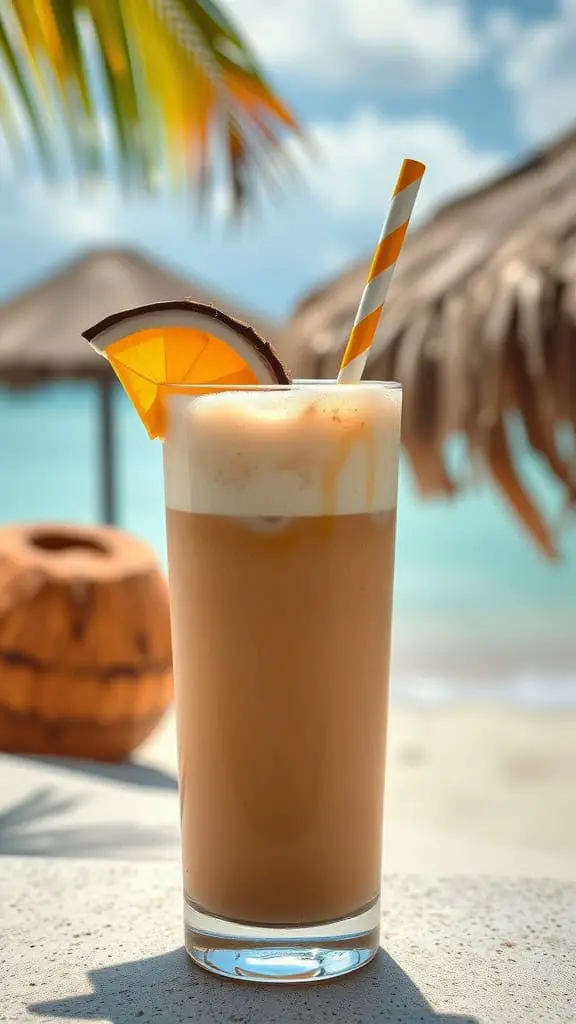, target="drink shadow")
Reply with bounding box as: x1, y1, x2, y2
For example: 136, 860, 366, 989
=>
29, 946, 480, 1023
